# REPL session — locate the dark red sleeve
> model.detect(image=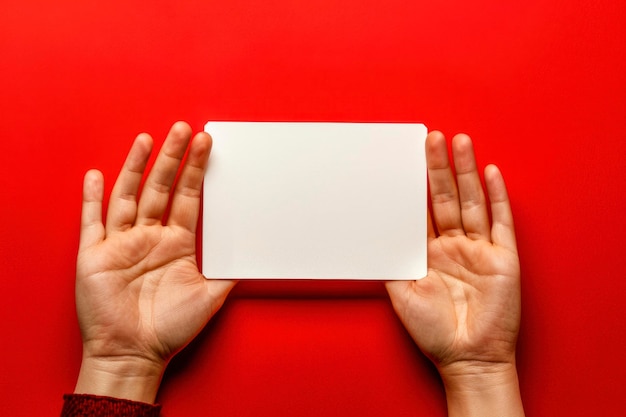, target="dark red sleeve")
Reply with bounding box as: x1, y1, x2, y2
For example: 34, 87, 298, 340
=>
61, 394, 161, 417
